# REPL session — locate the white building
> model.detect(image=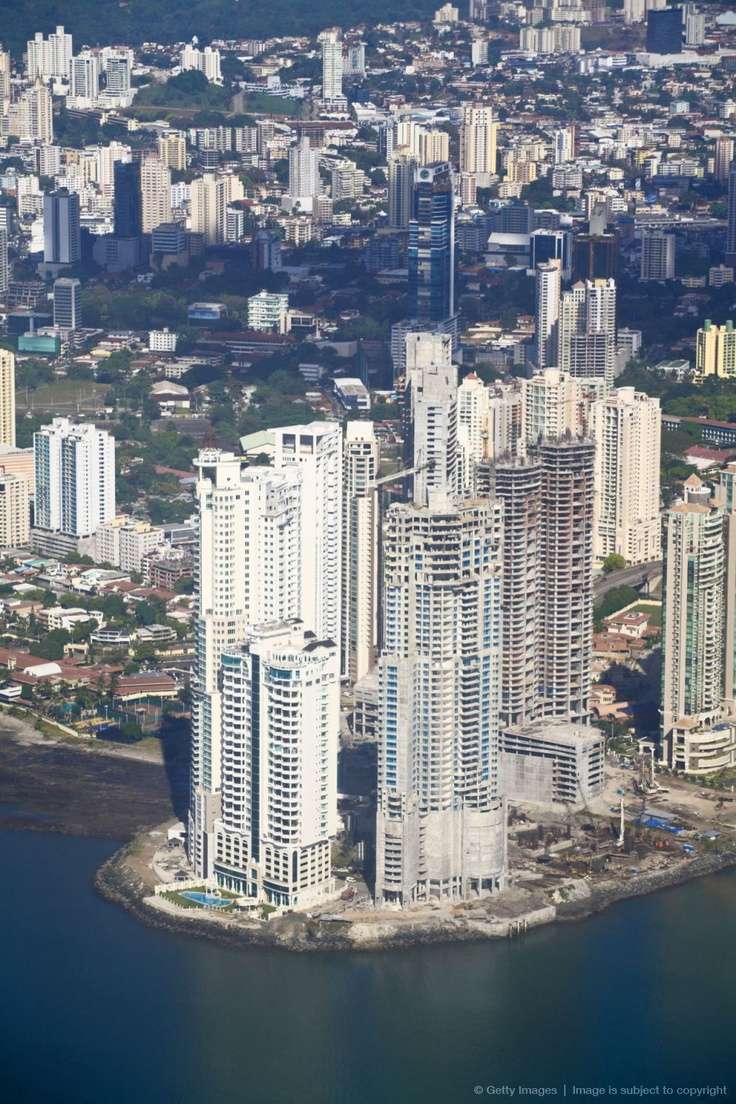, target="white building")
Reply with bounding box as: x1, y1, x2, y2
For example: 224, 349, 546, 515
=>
149, 328, 177, 353
180, 42, 222, 84
404, 332, 458, 506
520, 368, 588, 449
94, 516, 164, 572
590, 387, 662, 565
287, 137, 321, 211
640, 230, 676, 281
535, 260, 561, 369
34, 418, 115, 538
69, 52, 100, 103
558, 278, 617, 391
320, 28, 344, 105
26, 26, 72, 81
247, 291, 290, 334
271, 423, 342, 648
213, 621, 339, 907
341, 421, 379, 683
